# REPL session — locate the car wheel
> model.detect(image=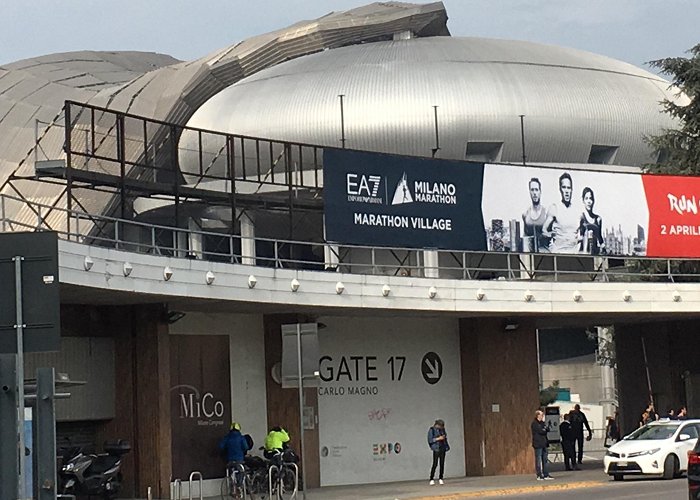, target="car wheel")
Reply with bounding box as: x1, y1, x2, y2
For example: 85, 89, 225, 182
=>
662, 454, 678, 480
613, 474, 623, 481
